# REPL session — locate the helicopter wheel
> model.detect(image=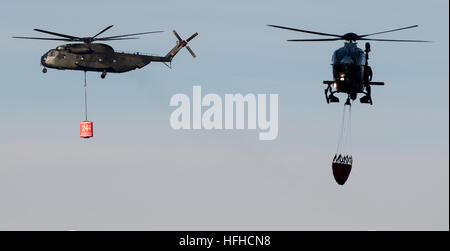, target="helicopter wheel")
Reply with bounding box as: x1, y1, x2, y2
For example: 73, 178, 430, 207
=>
42, 68, 47, 74
101, 71, 107, 79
